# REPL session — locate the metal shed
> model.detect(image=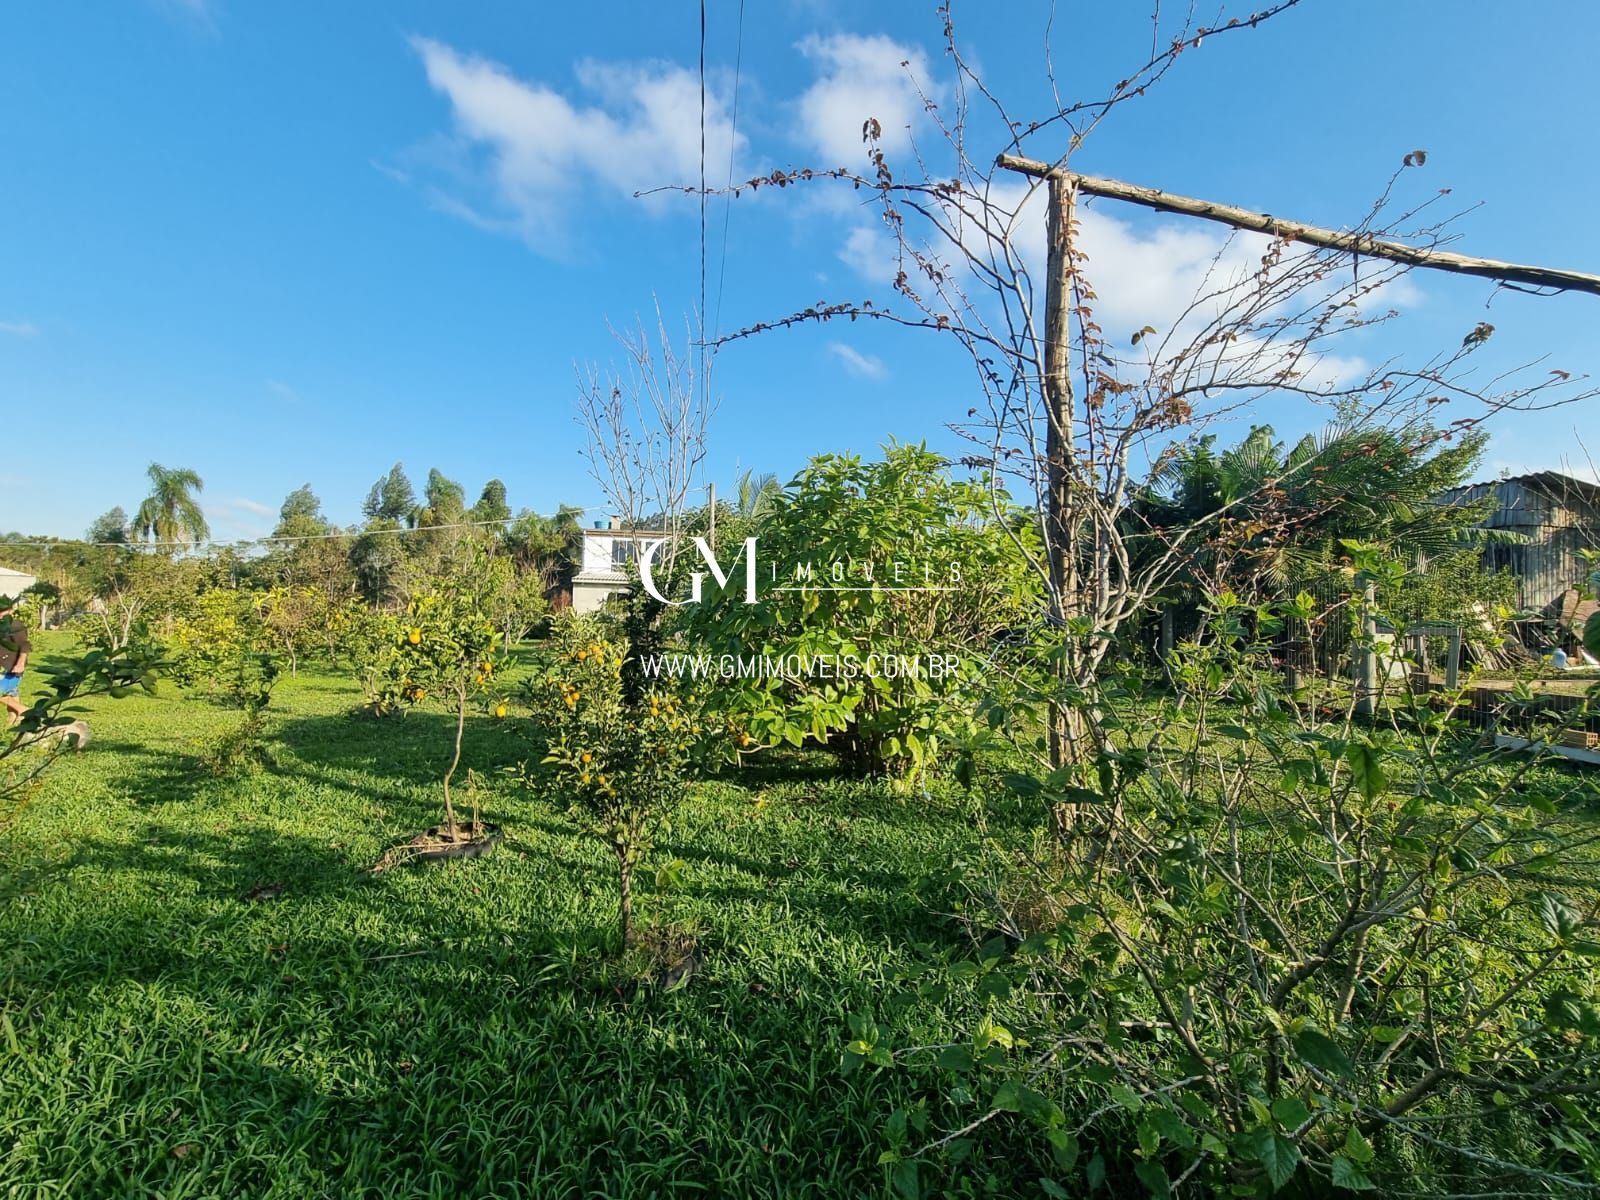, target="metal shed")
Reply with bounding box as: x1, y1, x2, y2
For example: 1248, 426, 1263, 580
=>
1437, 471, 1600, 612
